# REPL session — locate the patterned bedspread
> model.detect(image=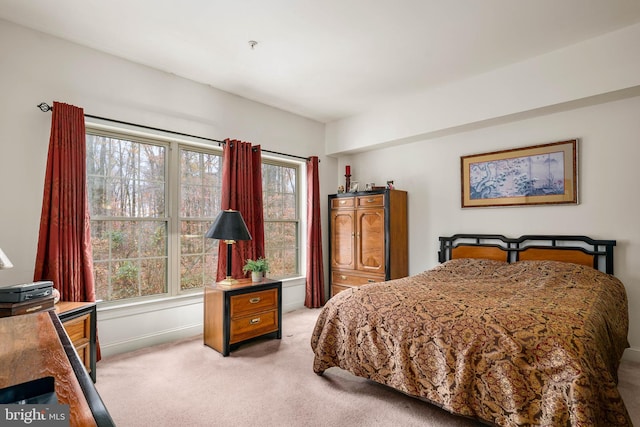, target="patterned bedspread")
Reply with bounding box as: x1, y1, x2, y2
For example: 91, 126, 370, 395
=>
311, 259, 631, 426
